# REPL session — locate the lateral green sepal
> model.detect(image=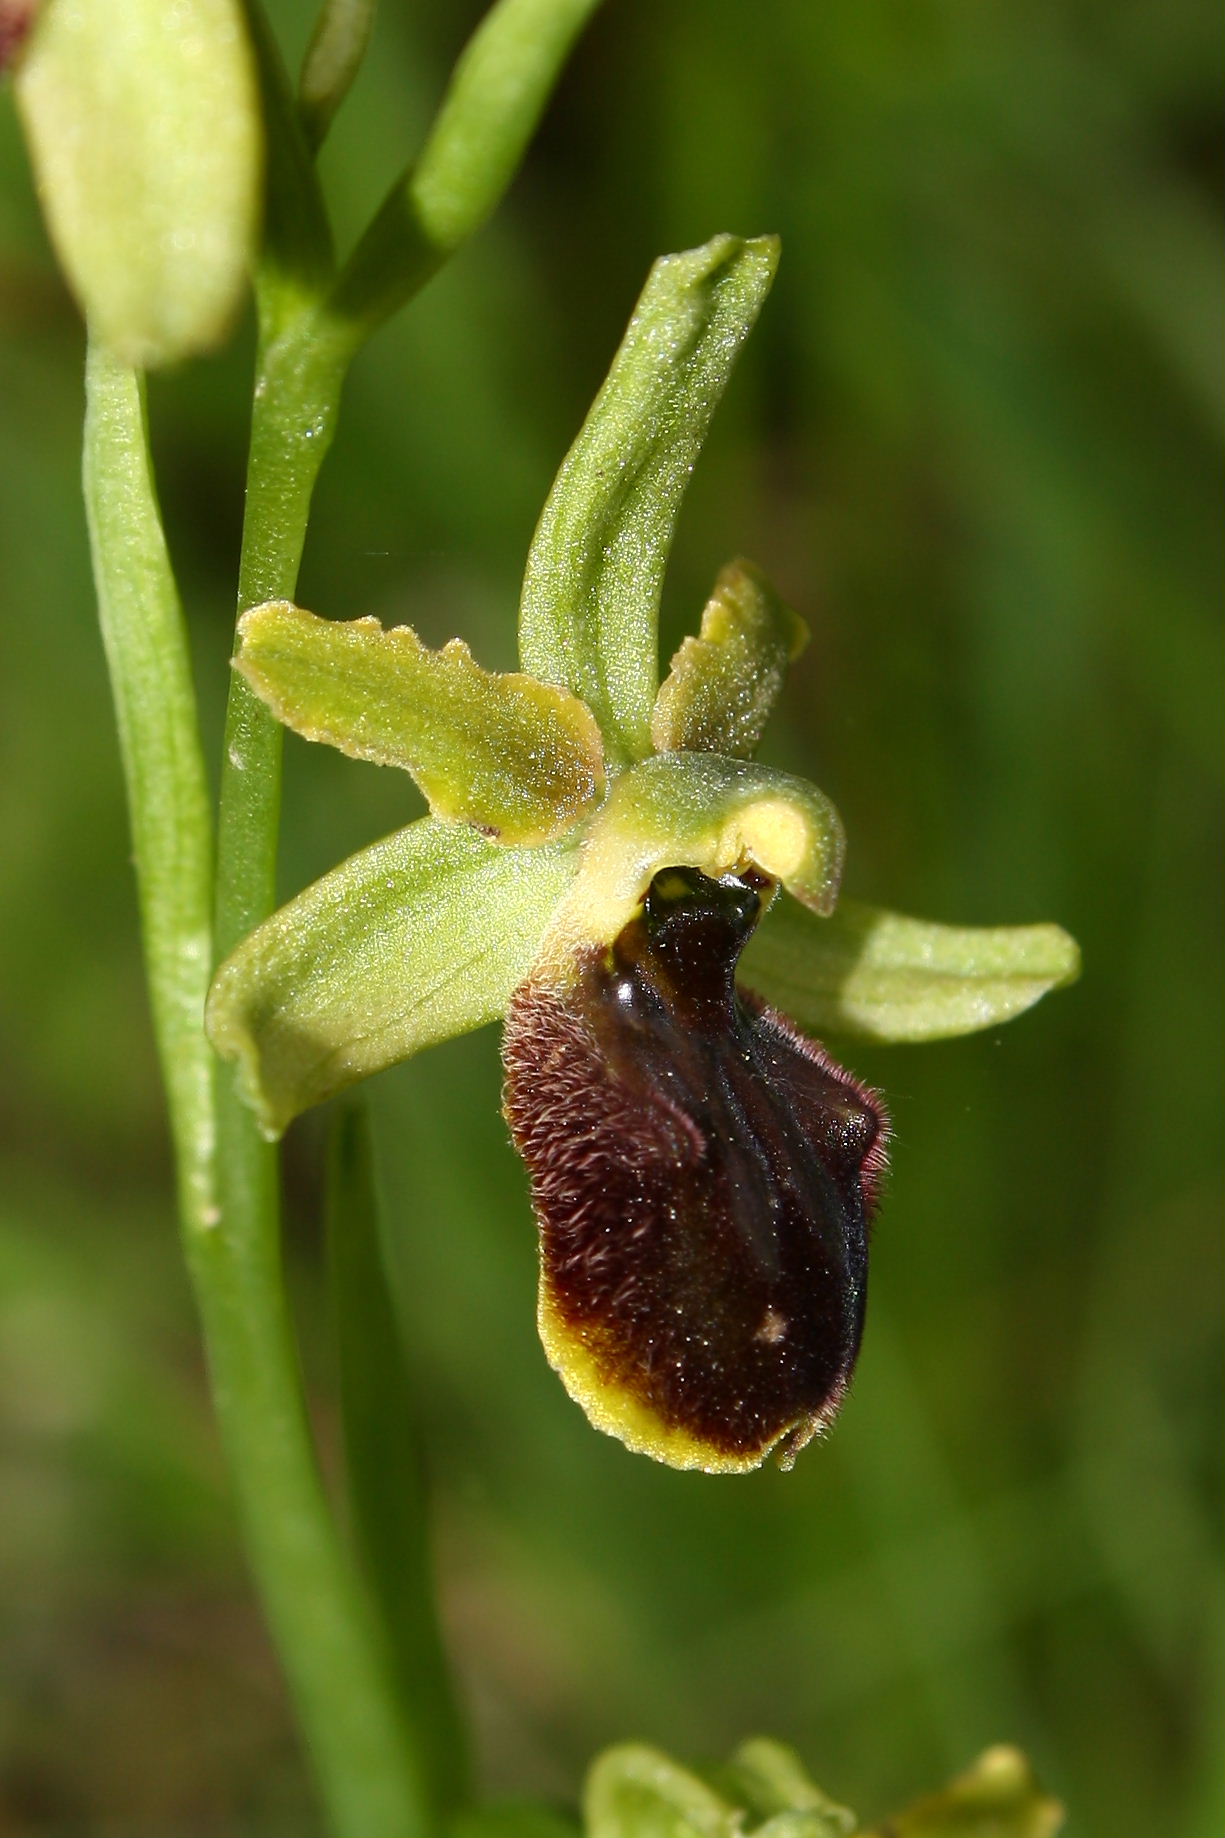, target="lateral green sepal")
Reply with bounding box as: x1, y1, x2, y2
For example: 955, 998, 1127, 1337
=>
740, 895, 1081, 1043
652, 560, 808, 758
519, 234, 779, 766
206, 816, 581, 1136
236, 600, 606, 845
